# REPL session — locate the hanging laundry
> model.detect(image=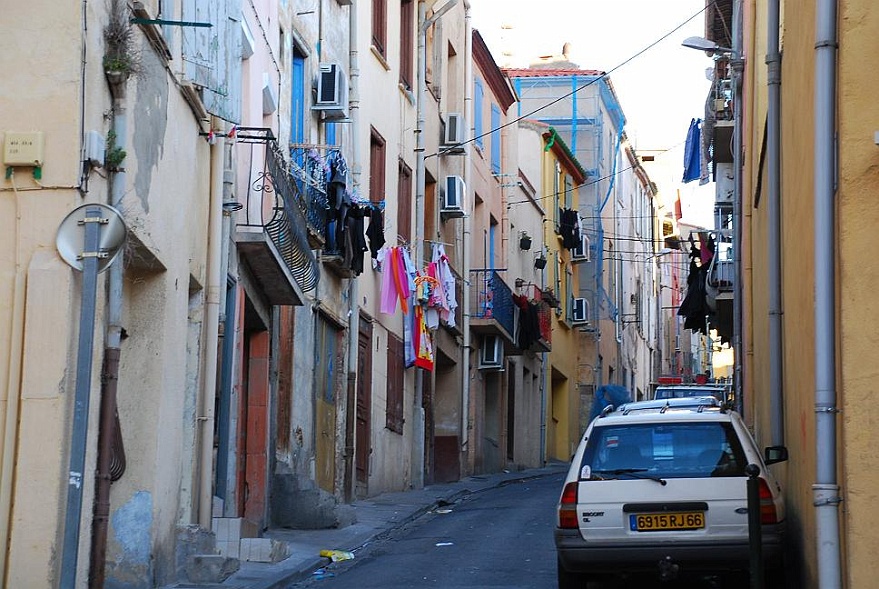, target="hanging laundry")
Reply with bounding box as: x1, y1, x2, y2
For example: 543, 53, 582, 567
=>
345, 205, 369, 276
559, 208, 581, 250
404, 296, 416, 368
682, 118, 703, 183
413, 304, 435, 371
513, 294, 541, 350
379, 248, 399, 314
366, 206, 386, 259
431, 244, 458, 327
